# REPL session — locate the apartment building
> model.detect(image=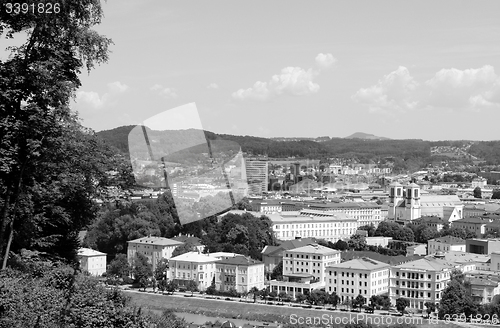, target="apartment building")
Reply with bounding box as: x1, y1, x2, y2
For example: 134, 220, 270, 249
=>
269, 244, 340, 298
267, 210, 357, 242
464, 204, 500, 218
427, 236, 466, 255
127, 236, 184, 272
261, 237, 317, 274
77, 248, 107, 276
389, 256, 454, 310
169, 251, 220, 291
298, 202, 383, 228
215, 256, 265, 293
325, 257, 390, 303
451, 217, 489, 238
467, 275, 500, 304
